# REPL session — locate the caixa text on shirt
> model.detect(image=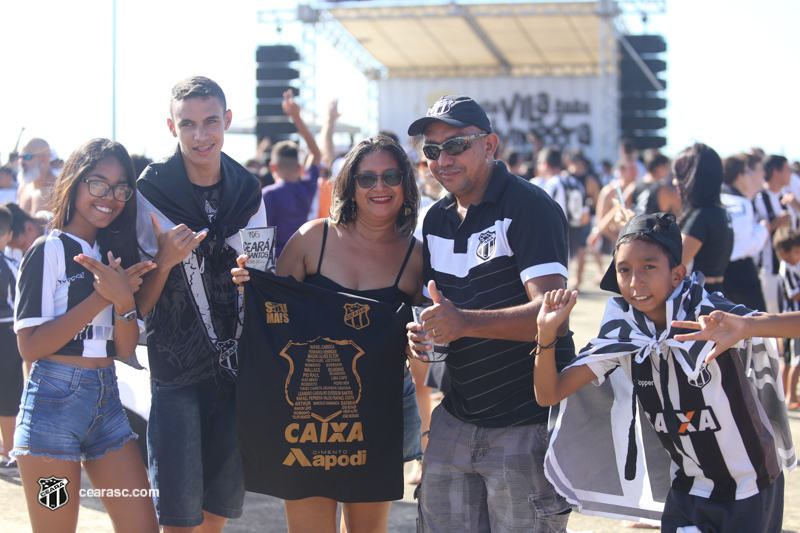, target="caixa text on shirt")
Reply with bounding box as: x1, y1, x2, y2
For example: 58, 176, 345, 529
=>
285, 421, 363, 444
647, 407, 721, 434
